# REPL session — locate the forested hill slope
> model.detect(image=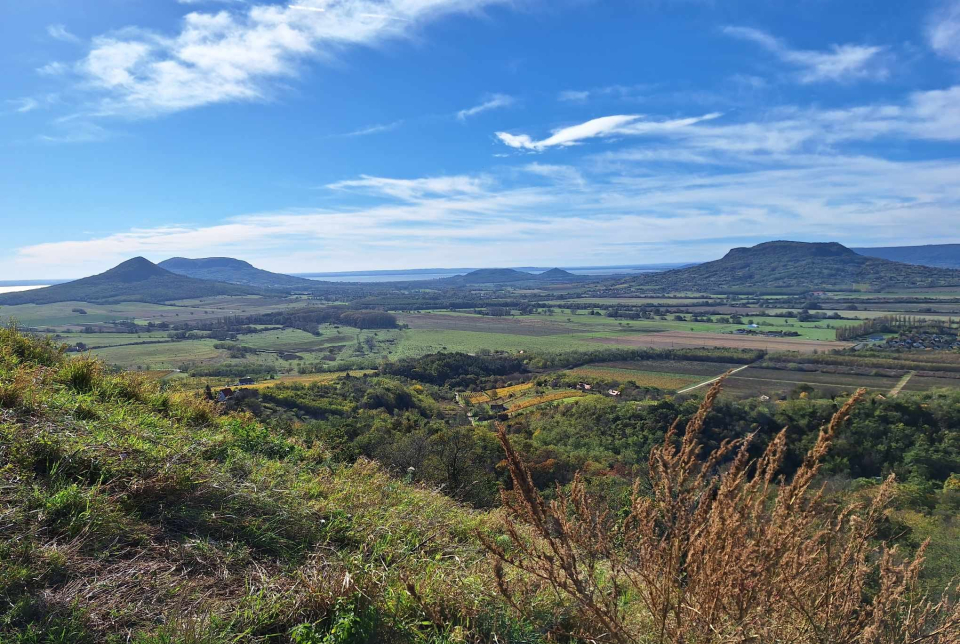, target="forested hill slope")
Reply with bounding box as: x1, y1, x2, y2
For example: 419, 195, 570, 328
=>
0, 257, 262, 305
159, 256, 324, 291
635, 240, 960, 291
854, 243, 960, 269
